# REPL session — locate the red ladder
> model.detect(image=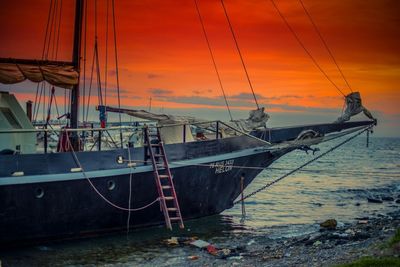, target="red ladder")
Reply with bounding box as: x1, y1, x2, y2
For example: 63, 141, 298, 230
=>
144, 126, 184, 230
